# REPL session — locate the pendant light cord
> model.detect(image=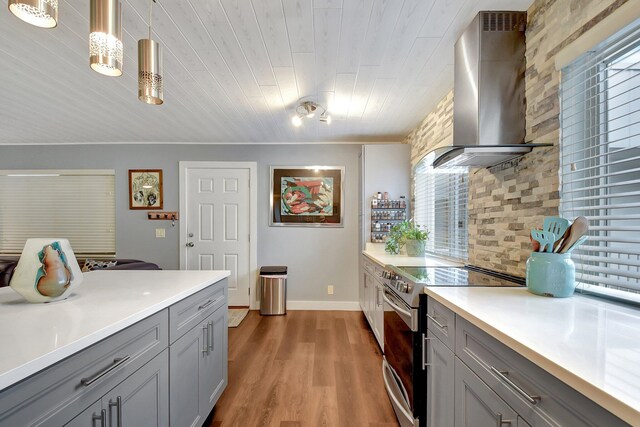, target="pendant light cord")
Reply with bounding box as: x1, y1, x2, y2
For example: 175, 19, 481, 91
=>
148, 0, 156, 40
